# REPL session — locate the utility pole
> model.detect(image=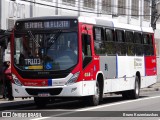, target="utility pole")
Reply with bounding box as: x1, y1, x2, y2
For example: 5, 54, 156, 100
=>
151, 0, 160, 30
0, 0, 1, 29
97, 0, 100, 17
78, 0, 80, 16
140, 0, 143, 27
55, 0, 58, 15
30, 0, 33, 17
